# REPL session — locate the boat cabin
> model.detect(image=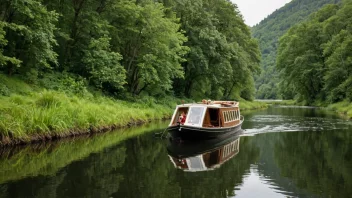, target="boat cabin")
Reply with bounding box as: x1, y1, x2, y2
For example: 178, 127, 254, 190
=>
169, 101, 241, 128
